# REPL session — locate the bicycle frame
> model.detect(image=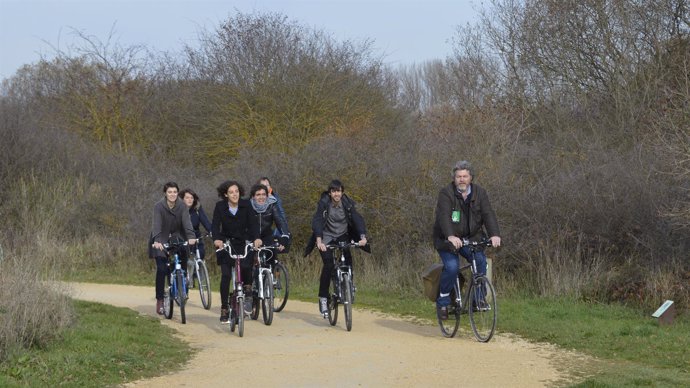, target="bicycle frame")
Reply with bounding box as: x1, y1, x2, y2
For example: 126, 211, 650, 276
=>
254, 245, 279, 300
163, 239, 189, 324
216, 241, 252, 337
437, 238, 497, 341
